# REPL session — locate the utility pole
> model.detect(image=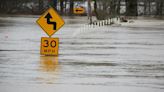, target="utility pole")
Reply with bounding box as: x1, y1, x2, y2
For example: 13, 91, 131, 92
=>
87, 0, 92, 24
